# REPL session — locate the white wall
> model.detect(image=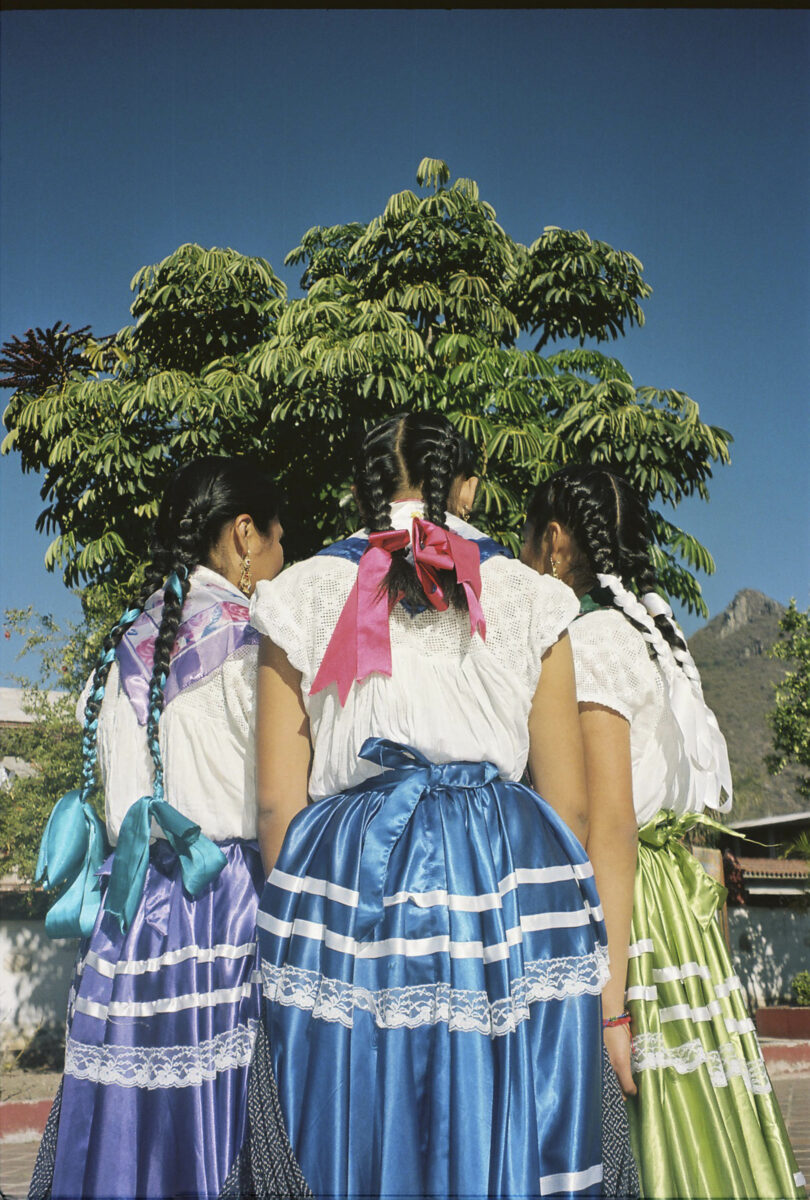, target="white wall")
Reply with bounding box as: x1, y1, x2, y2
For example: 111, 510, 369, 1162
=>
0, 920, 77, 1058
728, 906, 810, 1009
